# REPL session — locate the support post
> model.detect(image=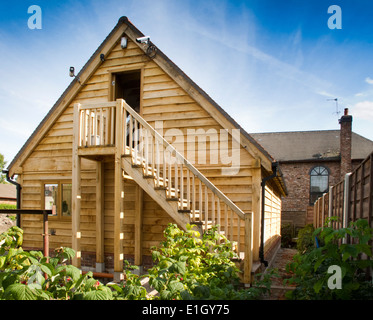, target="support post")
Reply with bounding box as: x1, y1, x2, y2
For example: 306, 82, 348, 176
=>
114, 99, 124, 282
134, 185, 143, 267
96, 161, 105, 272
251, 167, 261, 261
243, 212, 253, 284
72, 103, 82, 268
